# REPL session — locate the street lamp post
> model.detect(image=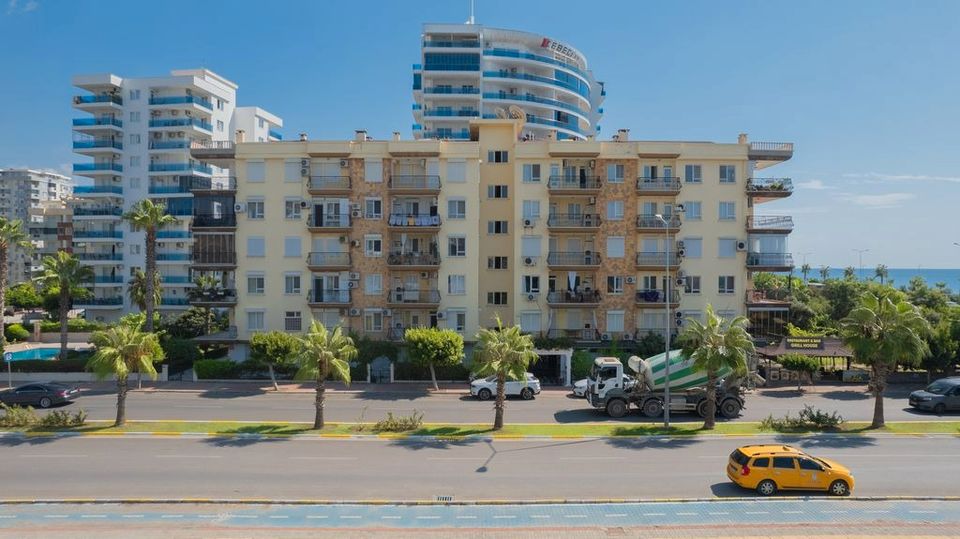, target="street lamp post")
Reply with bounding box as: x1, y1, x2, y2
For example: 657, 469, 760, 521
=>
852, 248, 870, 280
798, 251, 813, 266
655, 205, 684, 428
